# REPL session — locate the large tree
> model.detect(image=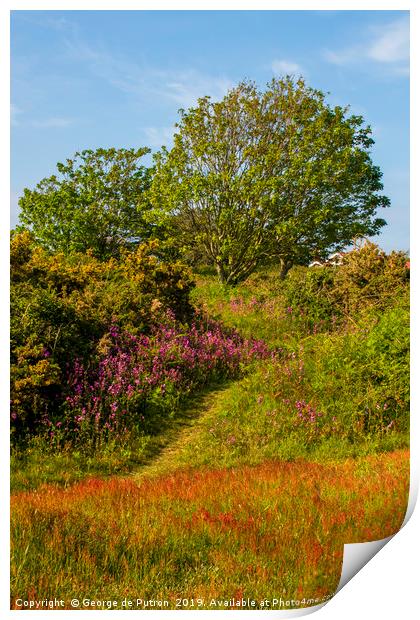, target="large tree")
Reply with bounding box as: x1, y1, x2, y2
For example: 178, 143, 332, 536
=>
18, 147, 155, 260
151, 78, 389, 283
